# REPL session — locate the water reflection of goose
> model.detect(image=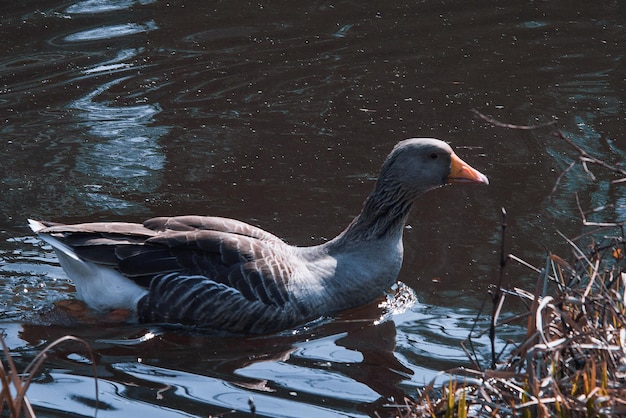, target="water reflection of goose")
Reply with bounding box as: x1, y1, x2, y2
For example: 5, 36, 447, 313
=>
18, 313, 411, 417
28, 138, 488, 334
